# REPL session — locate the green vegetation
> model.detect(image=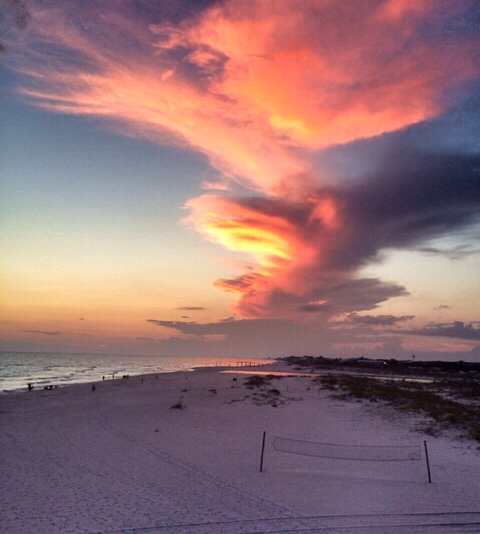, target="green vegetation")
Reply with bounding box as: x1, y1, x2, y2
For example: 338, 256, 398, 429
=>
318, 375, 480, 442
244, 375, 278, 388
284, 355, 480, 378
243, 375, 284, 407
434, 378, 480, 401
